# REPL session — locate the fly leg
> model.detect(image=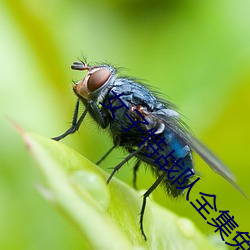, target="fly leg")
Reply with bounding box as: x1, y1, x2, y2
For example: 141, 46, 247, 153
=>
133, 160, 141, 189
96, 145, 116, 165
52, 99, 88, 141
107, 145, 144, 184
88, 100, 107, 129
140, 172, 167, 240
